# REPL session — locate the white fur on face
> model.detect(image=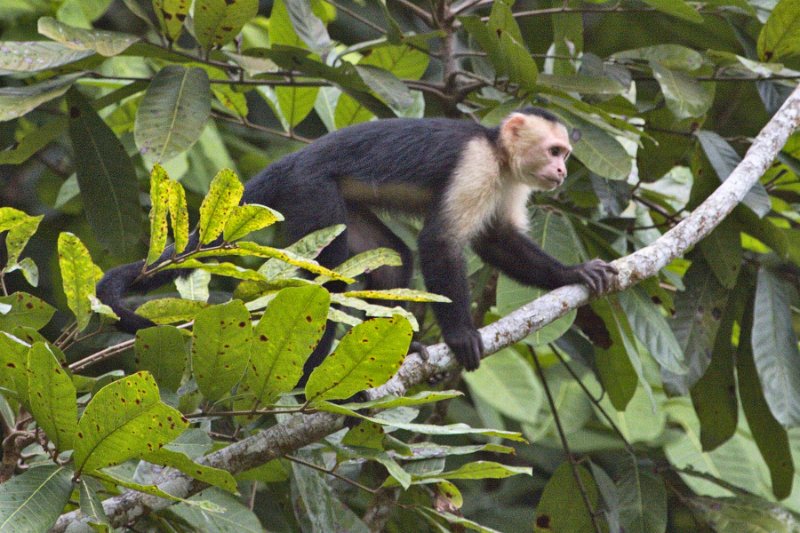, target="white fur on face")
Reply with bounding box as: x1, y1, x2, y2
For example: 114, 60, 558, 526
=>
501, 114, 572, 191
